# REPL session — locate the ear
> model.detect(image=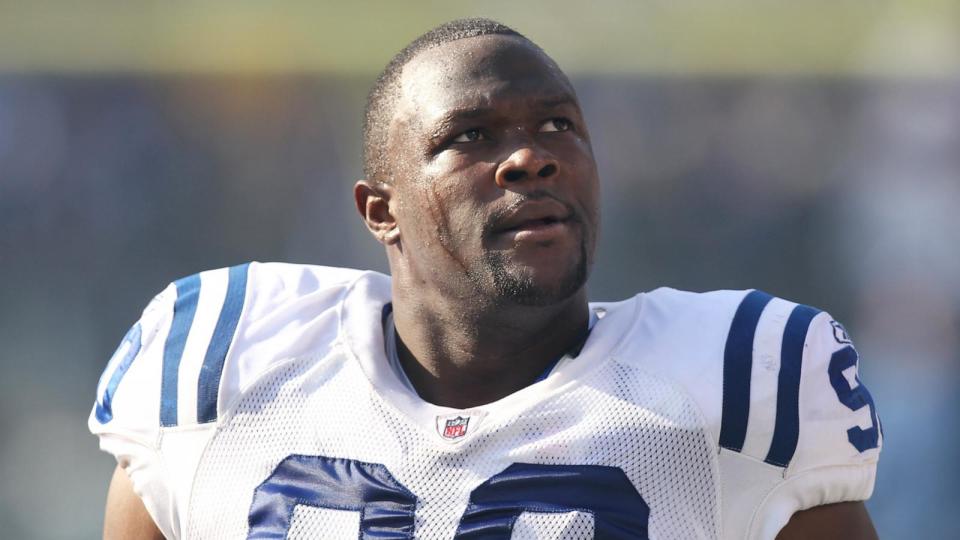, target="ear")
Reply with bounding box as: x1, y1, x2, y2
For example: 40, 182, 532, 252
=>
354, 179, 401, 245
